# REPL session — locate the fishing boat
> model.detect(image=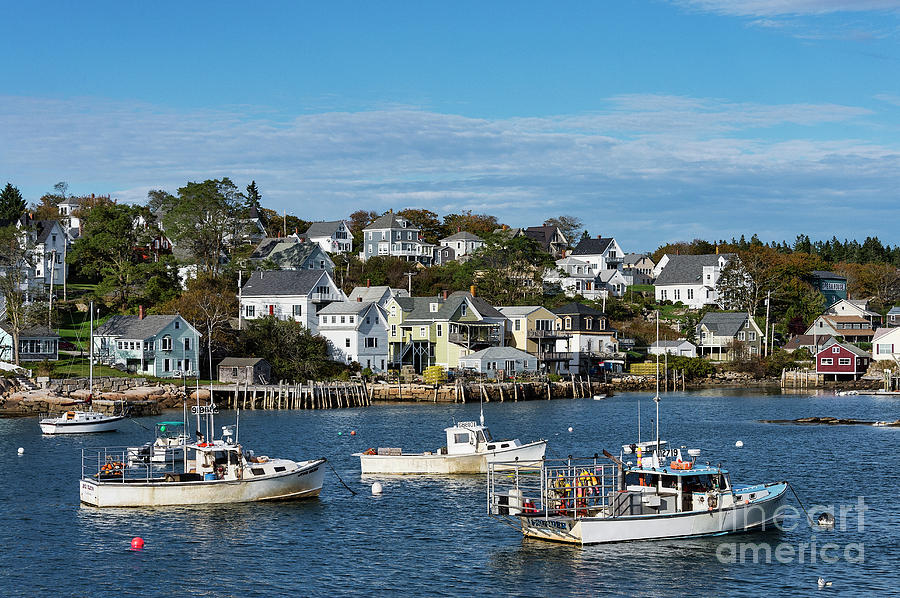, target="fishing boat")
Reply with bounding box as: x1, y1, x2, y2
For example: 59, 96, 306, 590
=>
40, 408, 125, 434
79, 398, 325, 507
487, 441, 788, 545
356, 418, 546, 475
127, 421, 190, 464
